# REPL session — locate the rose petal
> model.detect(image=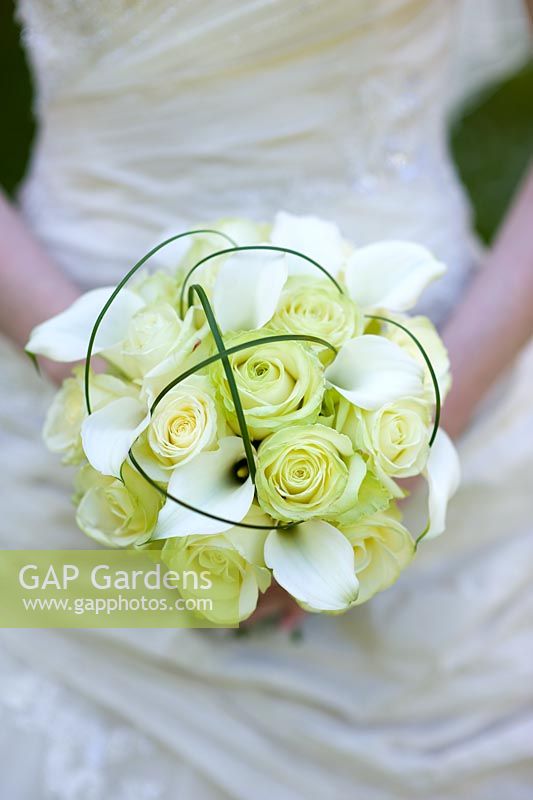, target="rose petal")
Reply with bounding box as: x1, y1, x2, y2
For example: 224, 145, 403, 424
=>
326, 335, 424, 409
271, 211, 345, 277
81, 397, 150, 478
422, 428, 461, 540
26, 287, 145, 362
152, 437, 255, 539
213, 248, 287, 333
345, 241, 446, 311
264, 520, 359, 611
238, 569, 261, 619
